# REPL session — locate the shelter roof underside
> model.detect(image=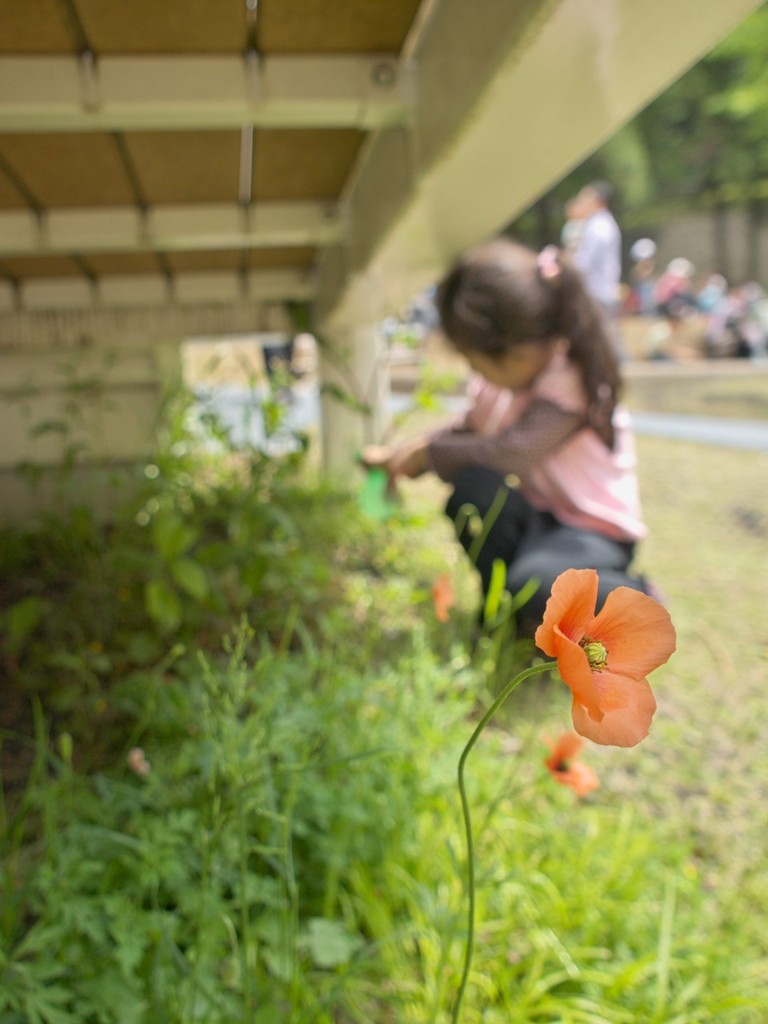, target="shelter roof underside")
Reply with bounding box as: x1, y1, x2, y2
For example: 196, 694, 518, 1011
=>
0, 0, 420, 321
0, 0, 764, 340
